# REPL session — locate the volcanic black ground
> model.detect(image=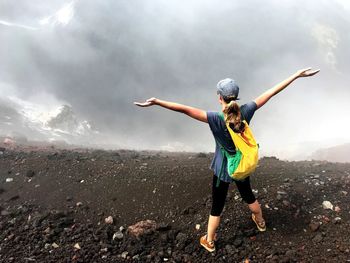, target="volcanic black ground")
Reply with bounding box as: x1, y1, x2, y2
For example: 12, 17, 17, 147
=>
1, 147, 350, 262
